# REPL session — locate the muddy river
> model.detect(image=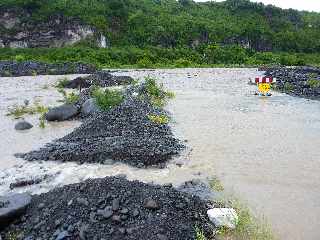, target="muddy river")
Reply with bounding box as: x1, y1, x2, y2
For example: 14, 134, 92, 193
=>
0, 69, 319, 240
